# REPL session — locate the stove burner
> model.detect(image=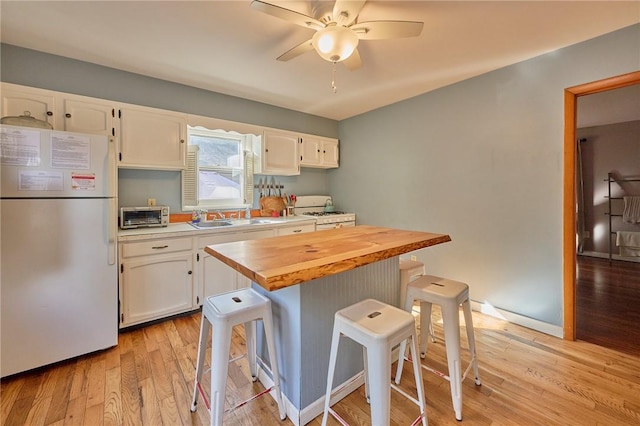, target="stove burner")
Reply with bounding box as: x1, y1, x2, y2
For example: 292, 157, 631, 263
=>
304, 211, 346, 216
